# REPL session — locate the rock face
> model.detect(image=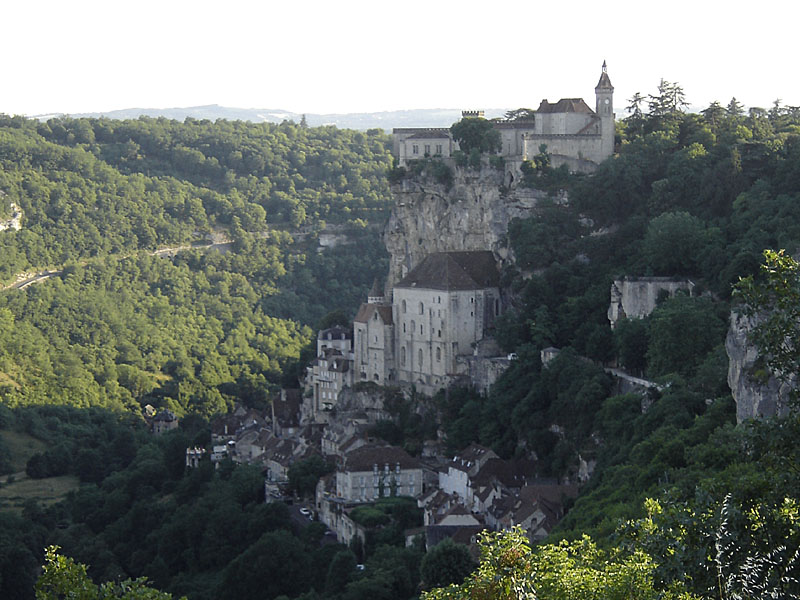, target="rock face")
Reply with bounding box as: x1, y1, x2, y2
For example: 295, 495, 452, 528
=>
726, 310, 794, 422
607, 277, 695, 329
383, 166, 550, 291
